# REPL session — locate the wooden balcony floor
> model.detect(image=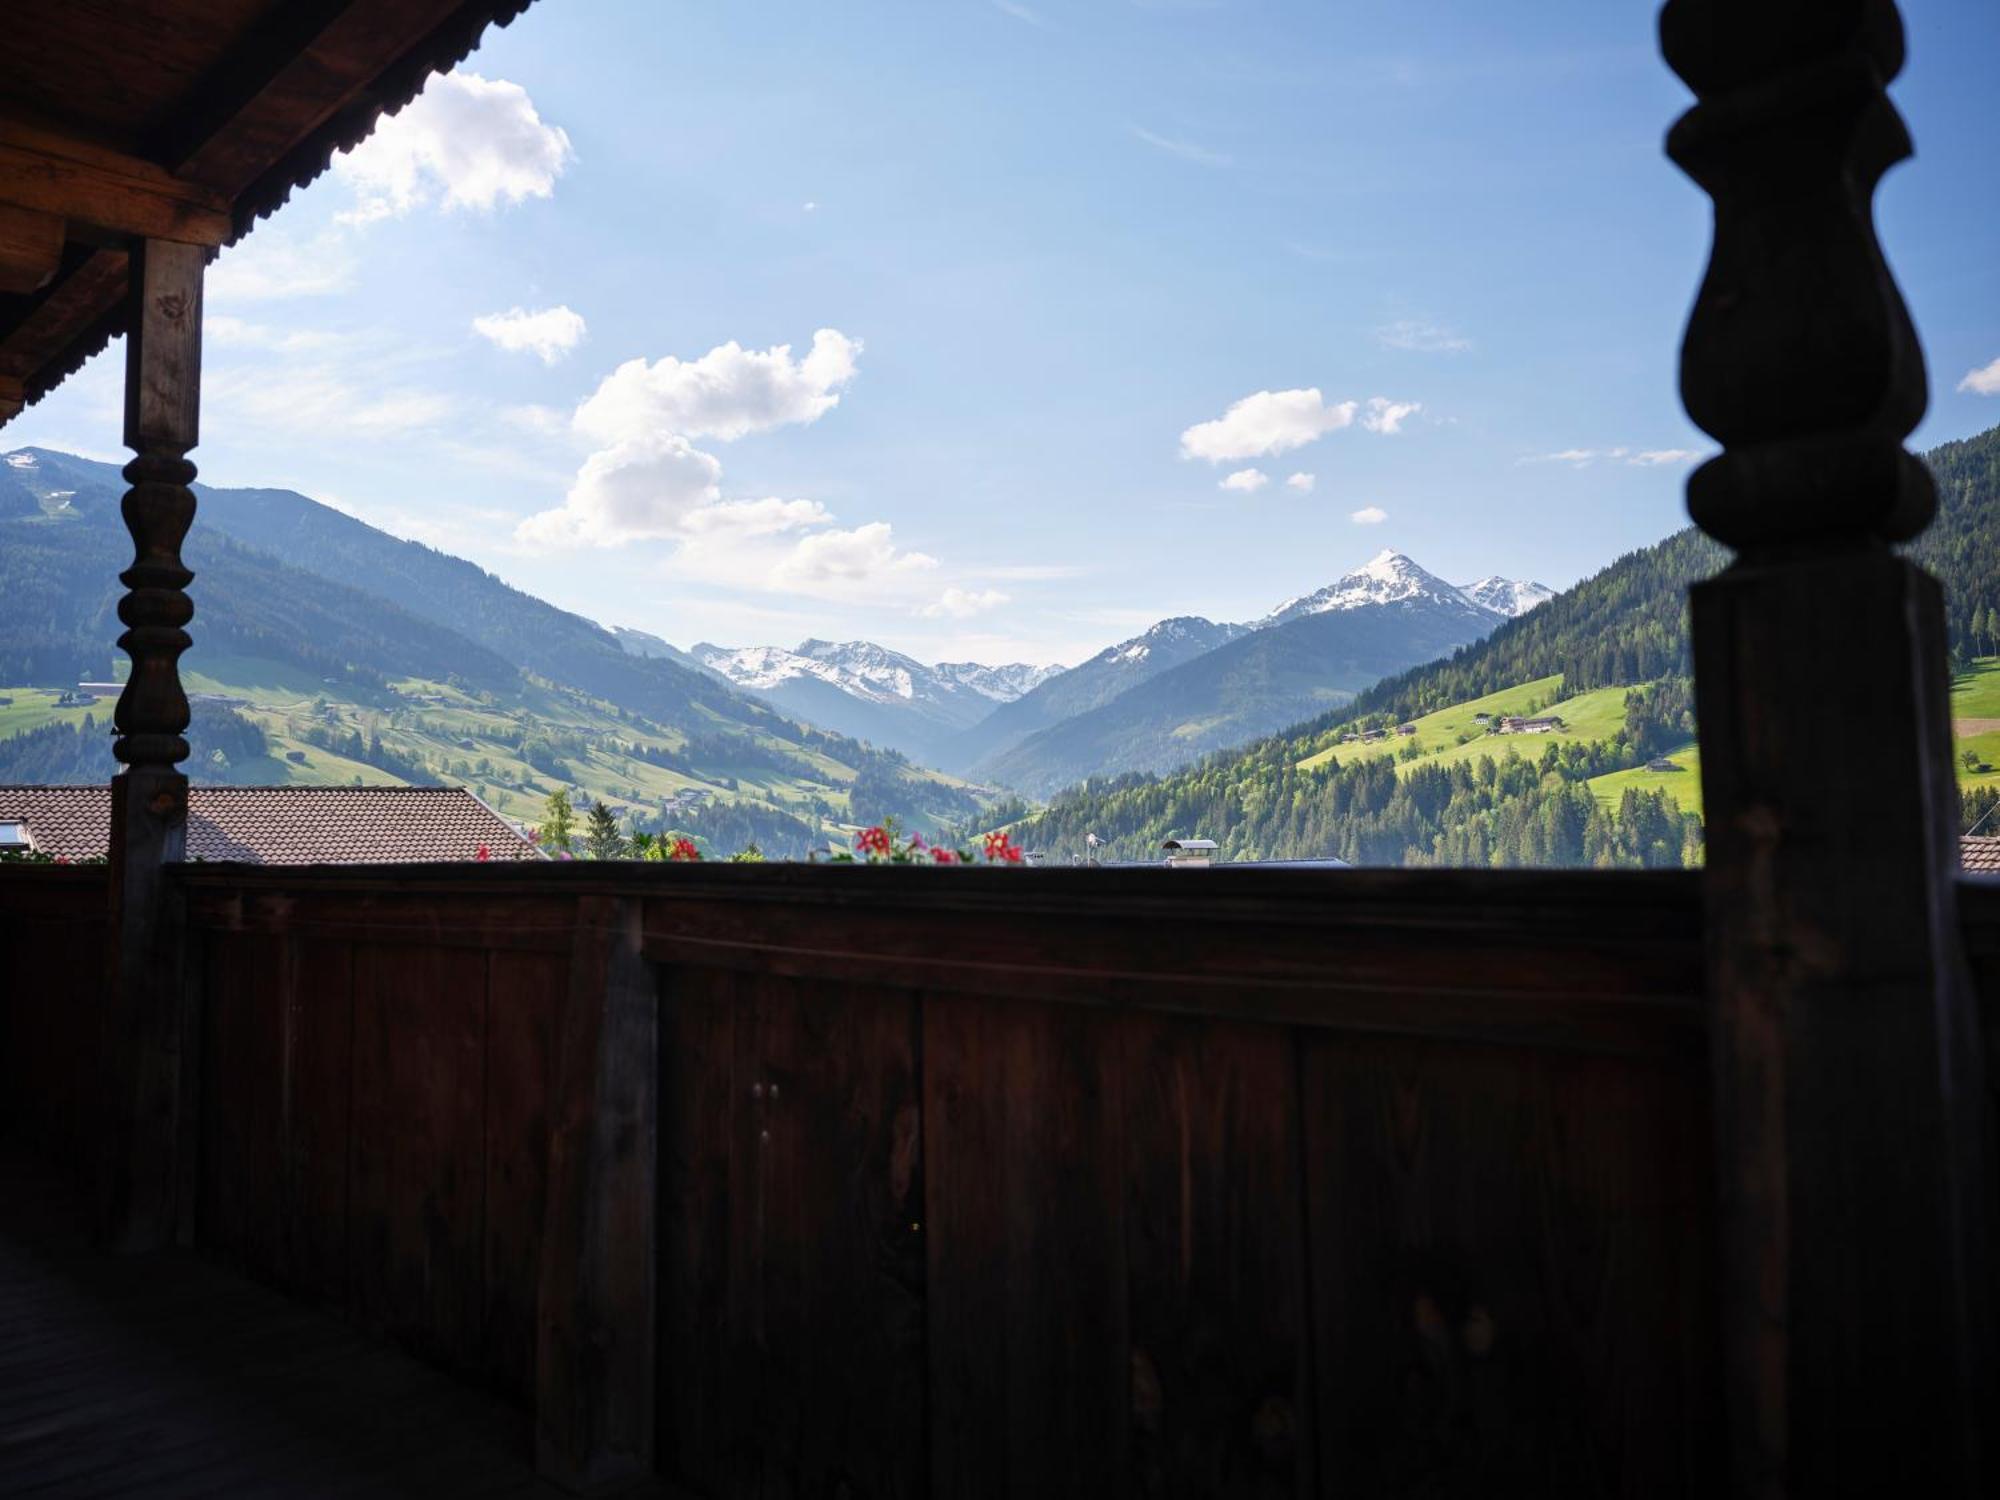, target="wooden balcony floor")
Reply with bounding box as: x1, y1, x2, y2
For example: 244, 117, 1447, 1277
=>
0, 1144, 680, 1498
